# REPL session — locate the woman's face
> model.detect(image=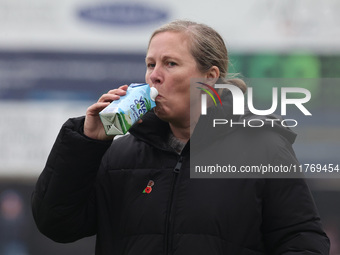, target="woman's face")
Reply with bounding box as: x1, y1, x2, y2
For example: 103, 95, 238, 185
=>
145, 31, 207, 126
